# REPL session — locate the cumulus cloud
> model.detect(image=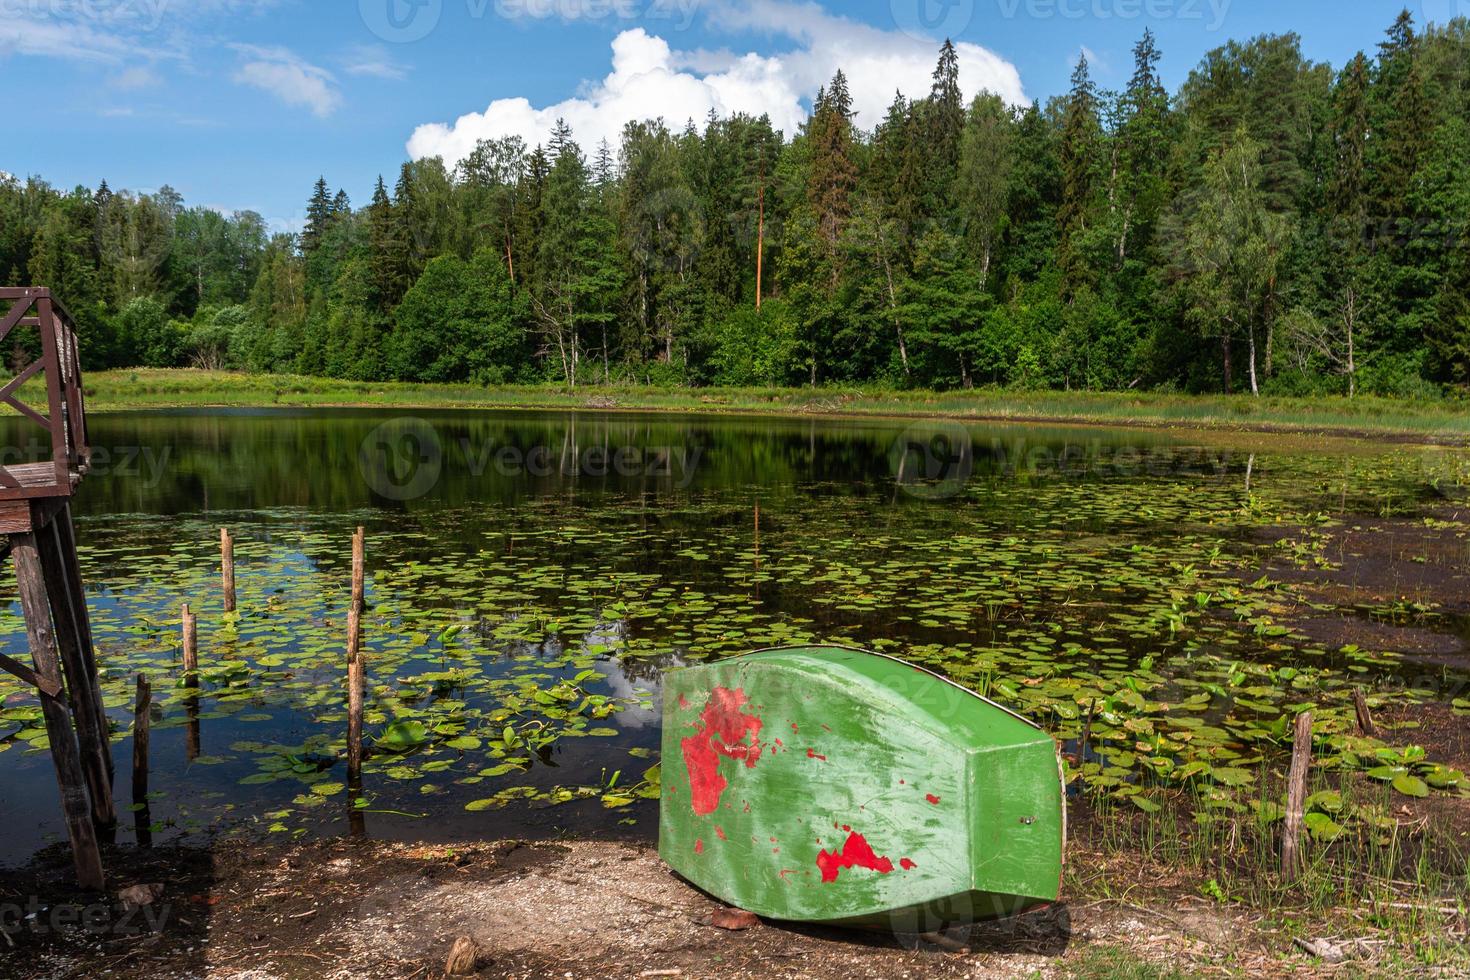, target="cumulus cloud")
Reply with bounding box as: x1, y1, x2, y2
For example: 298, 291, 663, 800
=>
407, 0, 1026, 165
232, 45, 342, 118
